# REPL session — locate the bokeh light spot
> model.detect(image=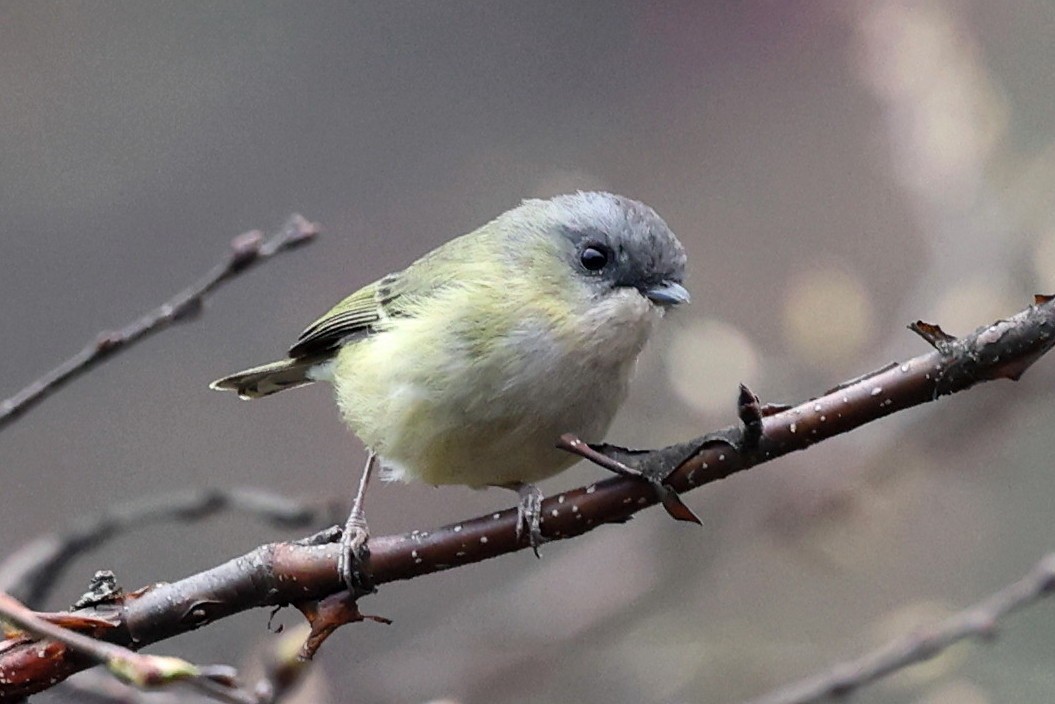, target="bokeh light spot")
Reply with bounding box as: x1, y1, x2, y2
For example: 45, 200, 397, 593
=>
934, 281, 1017, 336
667, 318, 758, 416
782, 267, 875, 368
